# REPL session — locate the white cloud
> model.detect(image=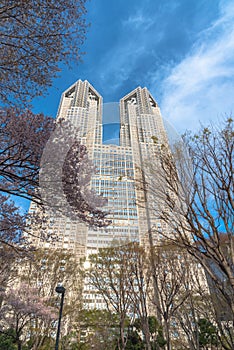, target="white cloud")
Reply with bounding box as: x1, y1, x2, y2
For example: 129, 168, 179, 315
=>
122, 11, 154, 30
98, 43, 146, 93
96, 8, 164, 95
157, 0, 234, 132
